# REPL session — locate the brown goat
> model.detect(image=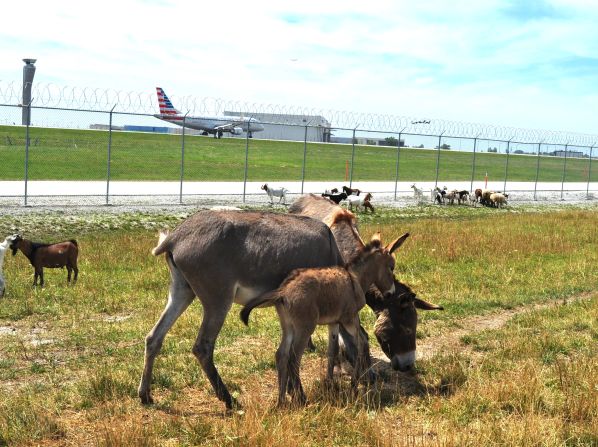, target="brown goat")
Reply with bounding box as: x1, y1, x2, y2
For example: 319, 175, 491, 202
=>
9, 234, 79, 287
241, 233, 408, 406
